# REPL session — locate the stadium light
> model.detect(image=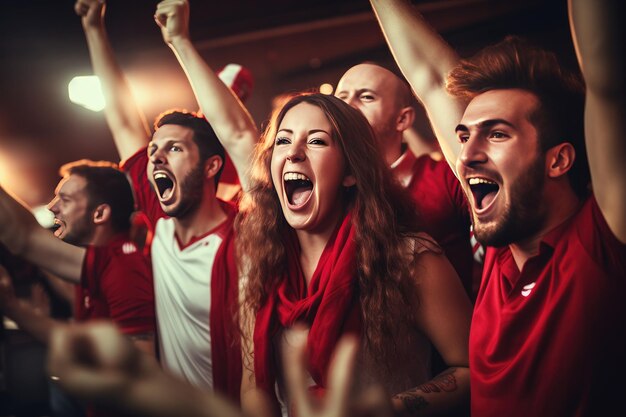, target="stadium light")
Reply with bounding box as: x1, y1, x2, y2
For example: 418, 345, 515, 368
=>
68, 75, 105, 112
